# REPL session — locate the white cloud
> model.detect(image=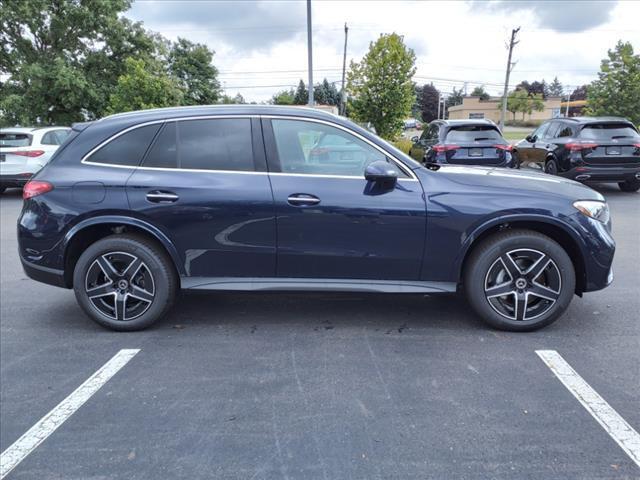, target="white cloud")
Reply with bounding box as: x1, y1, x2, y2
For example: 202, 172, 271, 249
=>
126, 0, 640, 102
